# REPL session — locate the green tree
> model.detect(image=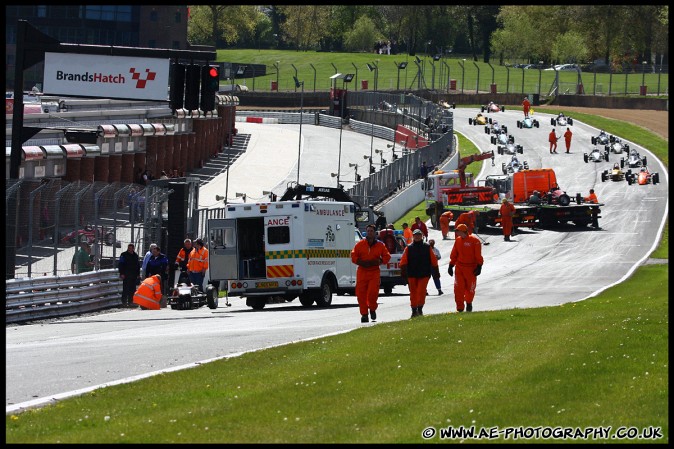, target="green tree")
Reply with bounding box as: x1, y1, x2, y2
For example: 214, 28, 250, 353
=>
277, 5, 331, 51
344, 15, 384, 52
551, 31, 589, 64
188, 5, 259, 48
